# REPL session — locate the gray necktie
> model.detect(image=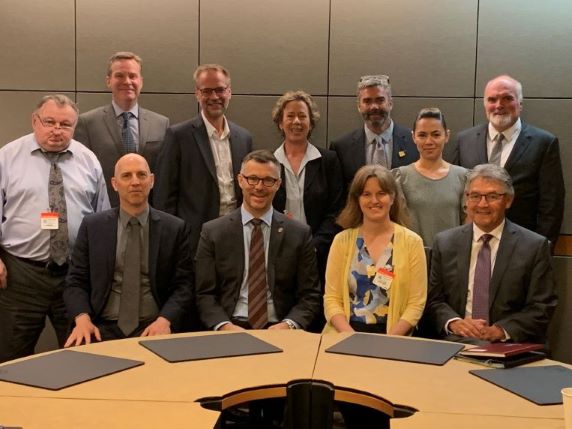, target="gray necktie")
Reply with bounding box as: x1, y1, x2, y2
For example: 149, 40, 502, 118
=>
121, 112, 136, 153
489, 133, 504, 165
117, 217, 141, 336
46, 152, 69, 266
472, 234, 493, 321
371, 137, 389, 168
